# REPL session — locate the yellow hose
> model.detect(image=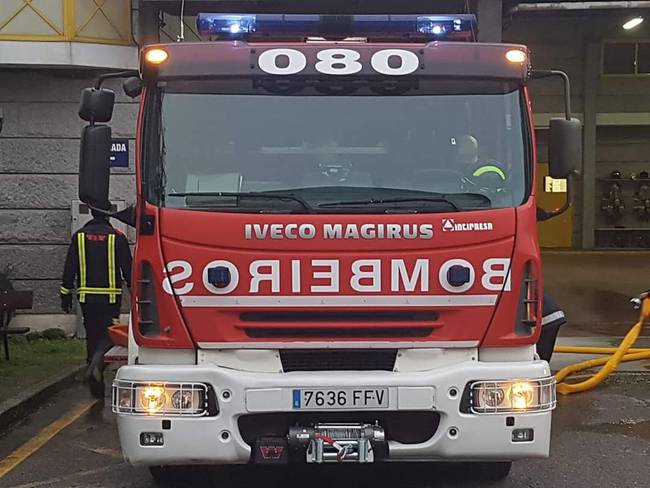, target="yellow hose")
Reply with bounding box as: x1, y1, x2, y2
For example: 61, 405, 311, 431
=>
553, 297, 650, 395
